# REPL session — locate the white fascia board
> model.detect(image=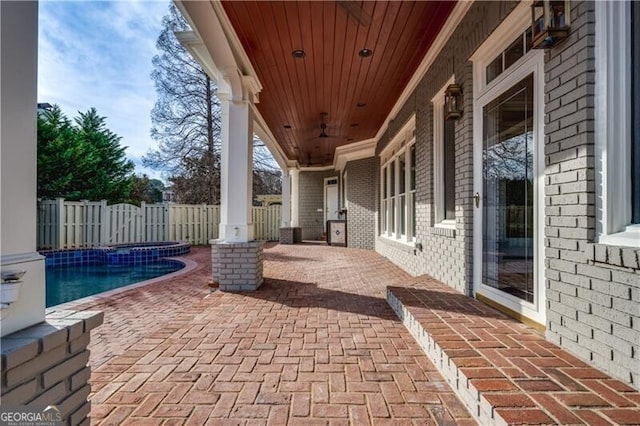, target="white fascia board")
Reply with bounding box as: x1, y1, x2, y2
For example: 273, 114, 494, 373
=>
176, 31, 228, 91
175, 1, 262, 101
210, 1, 261, 86
334, 138, 377, 171
373, 0, 474, 143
